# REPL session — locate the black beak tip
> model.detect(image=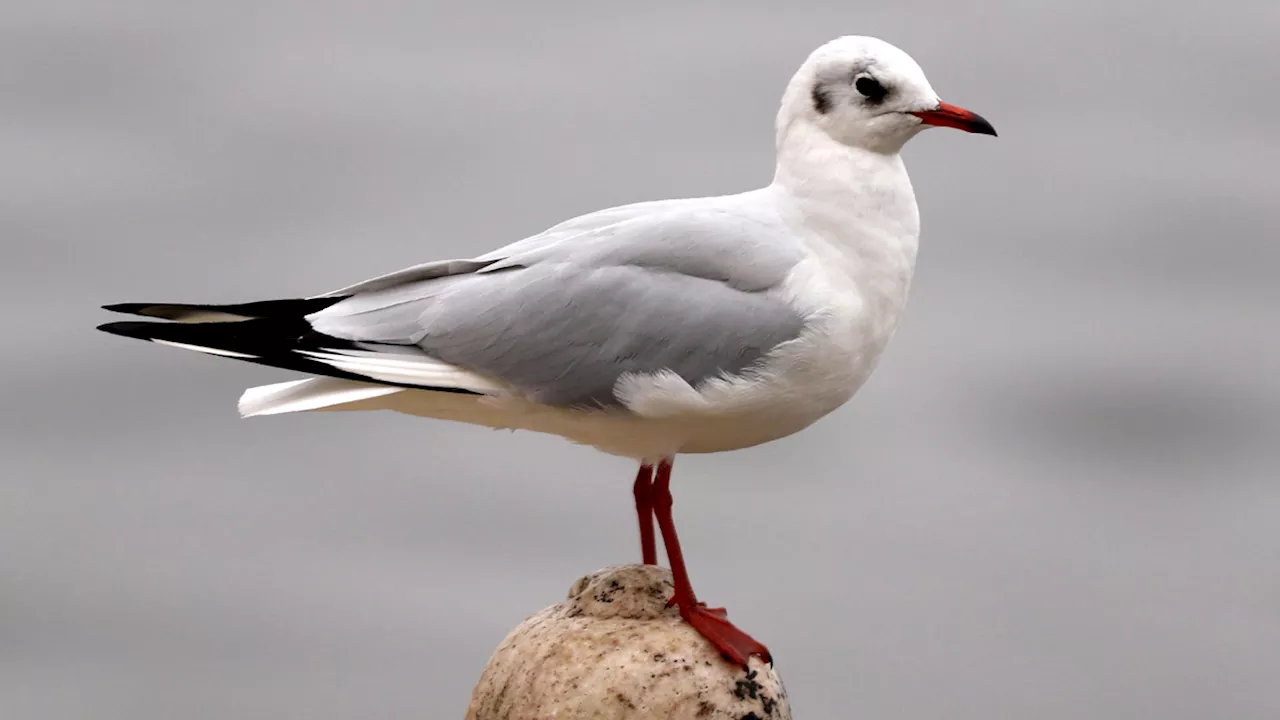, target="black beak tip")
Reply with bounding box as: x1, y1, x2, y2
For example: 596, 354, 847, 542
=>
972, 114, 998, 137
